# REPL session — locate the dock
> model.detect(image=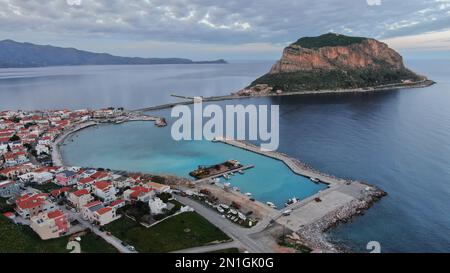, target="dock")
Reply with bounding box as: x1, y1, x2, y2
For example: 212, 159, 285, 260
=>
193, 164, 254, 184
211, 137, 386, 251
